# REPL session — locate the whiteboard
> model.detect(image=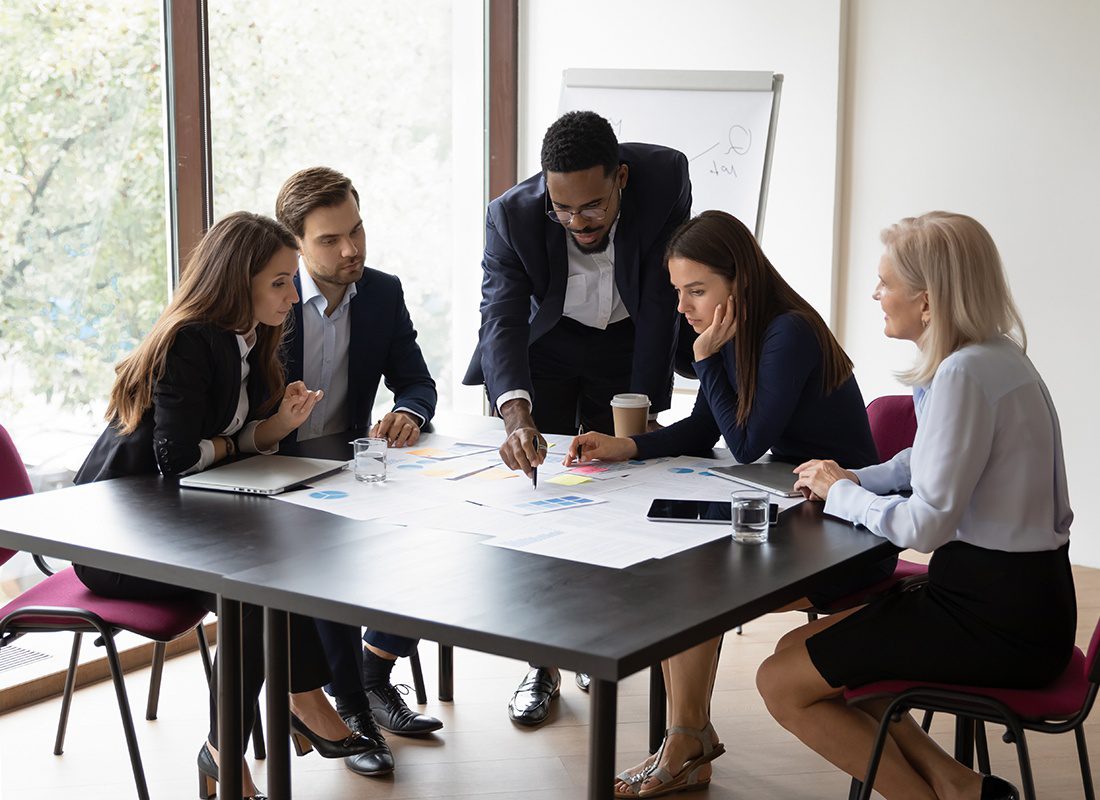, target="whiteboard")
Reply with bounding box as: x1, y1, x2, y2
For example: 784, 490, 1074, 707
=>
559, 69, 782, 239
